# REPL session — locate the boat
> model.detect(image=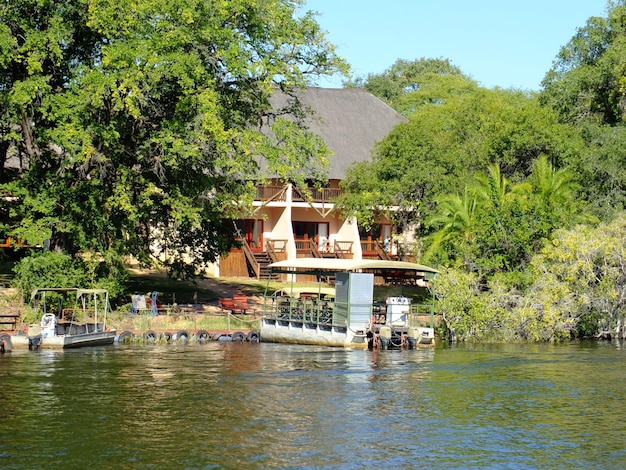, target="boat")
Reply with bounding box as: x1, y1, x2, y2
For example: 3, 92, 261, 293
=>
259, 258, 439, 349
10, 288, 117, 350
